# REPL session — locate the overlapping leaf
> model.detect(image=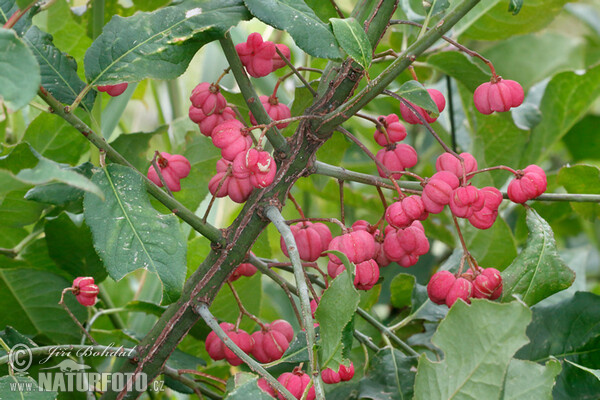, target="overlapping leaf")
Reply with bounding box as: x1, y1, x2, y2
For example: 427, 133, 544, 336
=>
330, 17, 372, 69
0, 28, 40, 110
358, 348, 418, 400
